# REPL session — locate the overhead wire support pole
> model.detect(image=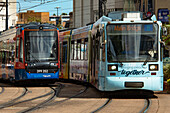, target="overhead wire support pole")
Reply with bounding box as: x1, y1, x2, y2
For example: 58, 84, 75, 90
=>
99, 0, 107, 18
103, 0, 107, 16
55, 7, 60, 16
6, 0, 8, 30
99, 0, 103, 18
